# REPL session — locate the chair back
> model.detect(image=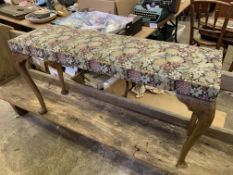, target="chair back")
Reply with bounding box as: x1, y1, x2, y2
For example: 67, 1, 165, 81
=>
190, 0, 233, 49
